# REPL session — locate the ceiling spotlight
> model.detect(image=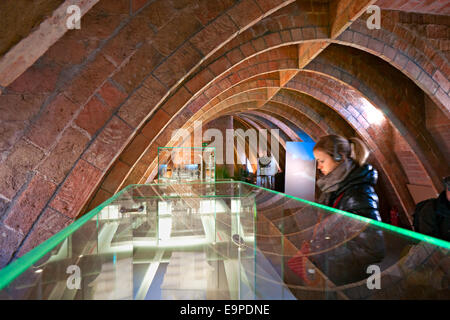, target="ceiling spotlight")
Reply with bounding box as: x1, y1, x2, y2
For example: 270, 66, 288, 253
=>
35, 269, 43, 273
